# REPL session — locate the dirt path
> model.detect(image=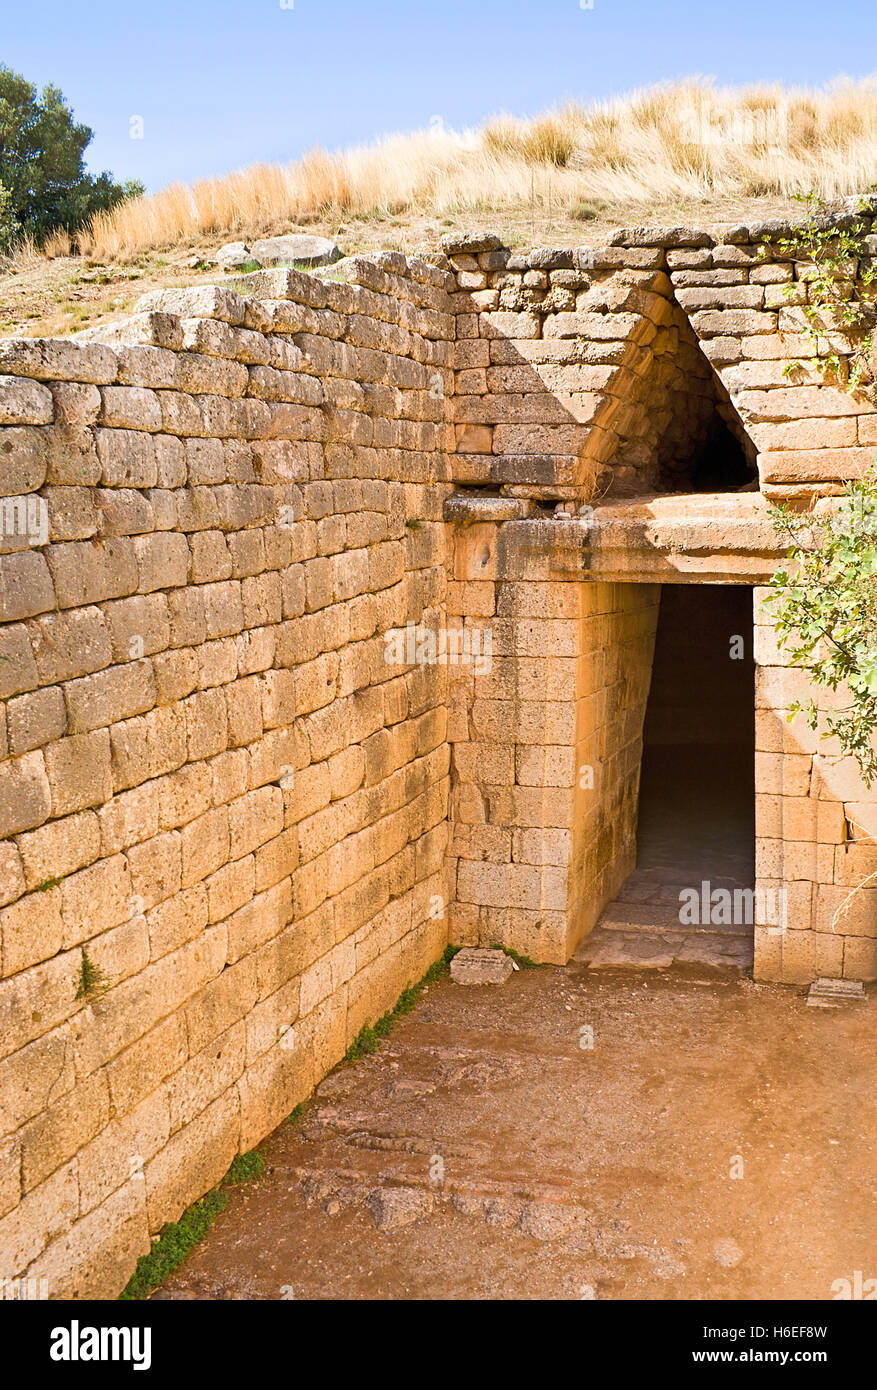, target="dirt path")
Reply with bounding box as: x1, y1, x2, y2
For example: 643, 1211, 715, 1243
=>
153, 961, 876, 1301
